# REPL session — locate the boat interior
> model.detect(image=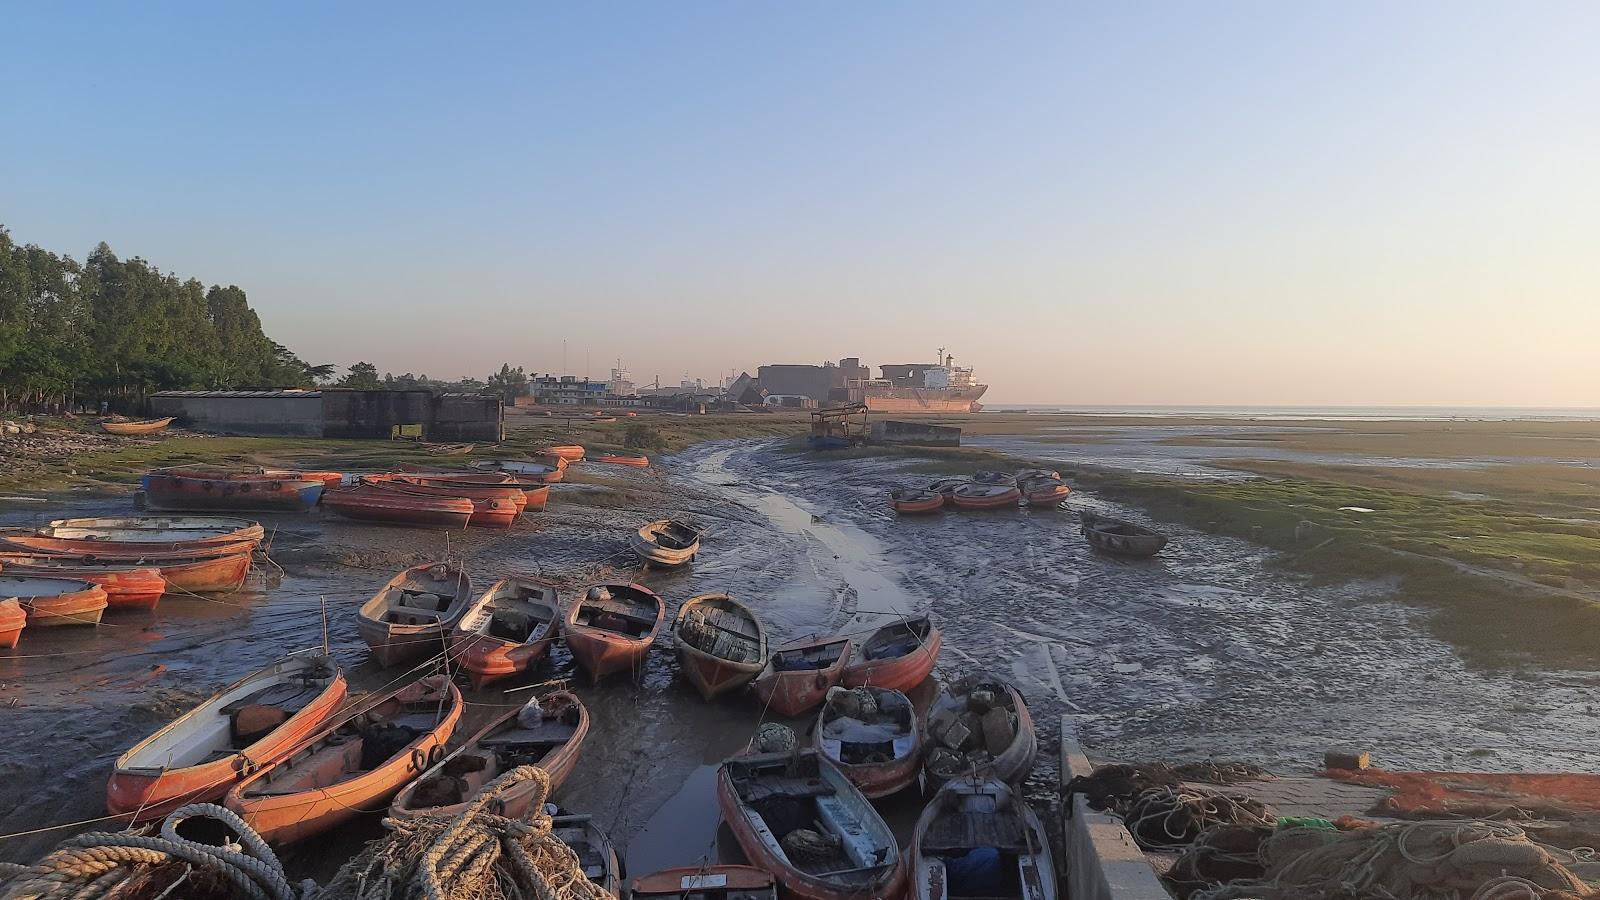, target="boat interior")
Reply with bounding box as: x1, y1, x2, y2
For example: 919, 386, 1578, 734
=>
920, 789, 1043, 900
241, 695, 446, 796
678, 600, 762, 664
1090, 521, 1156, 537
821, 690, 916, 765
575, 590, 659, 639
553, 816, 615, 888
634, 876, 777, 900
382, 584, 464, 626
862, 617, 931, 661
770, 639, 848, 673
464, 586, 558, 643
127, 661, 336, 770
406, 700, 580, 808
650, 521, 700, 550
730, 755, 892, 883
891, 487, 938, 501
